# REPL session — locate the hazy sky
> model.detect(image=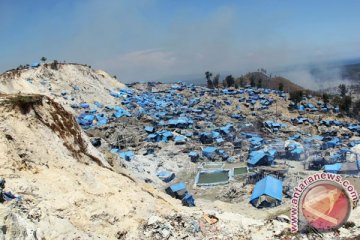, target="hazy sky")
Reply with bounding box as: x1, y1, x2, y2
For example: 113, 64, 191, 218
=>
1, 0, 360, 82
